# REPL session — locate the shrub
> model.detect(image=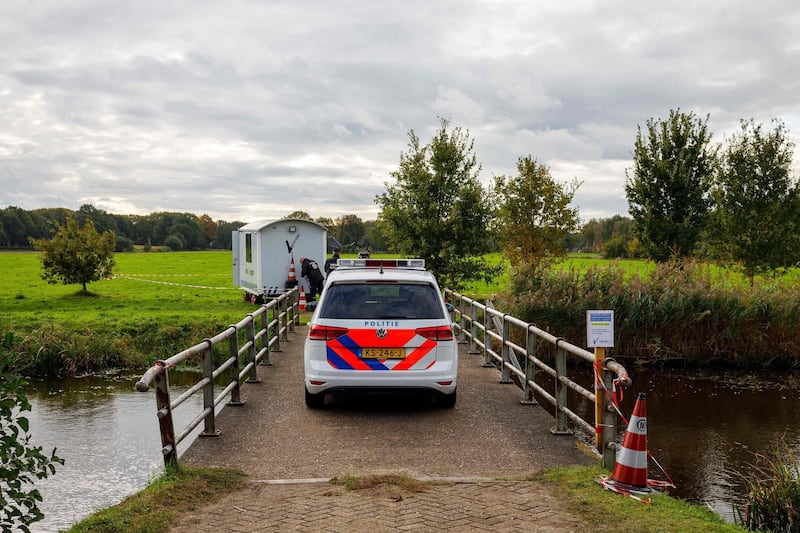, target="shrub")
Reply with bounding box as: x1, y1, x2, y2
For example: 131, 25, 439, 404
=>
0, 347, 63, 532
